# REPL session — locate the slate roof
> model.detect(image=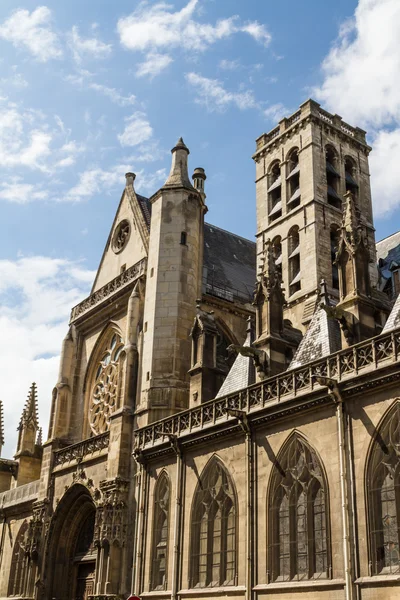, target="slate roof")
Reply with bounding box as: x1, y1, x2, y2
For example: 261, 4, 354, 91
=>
382, 292, 400, 332
138, 192, 256, 305
376, 231, 400, 292
215, 325, 255, 398
137, 193, 152, 227
288, 303, 341, 370
203, 223, 256, 304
